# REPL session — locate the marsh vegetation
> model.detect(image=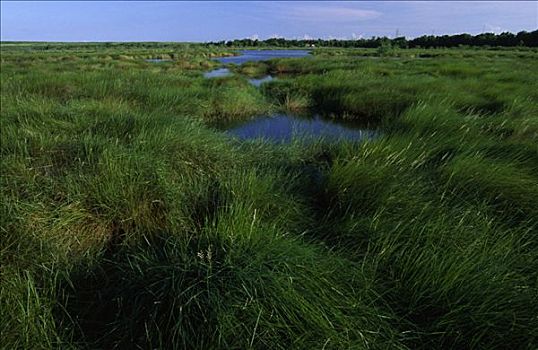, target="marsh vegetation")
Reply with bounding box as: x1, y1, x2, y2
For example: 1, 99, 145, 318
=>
1, 42, 537, 349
